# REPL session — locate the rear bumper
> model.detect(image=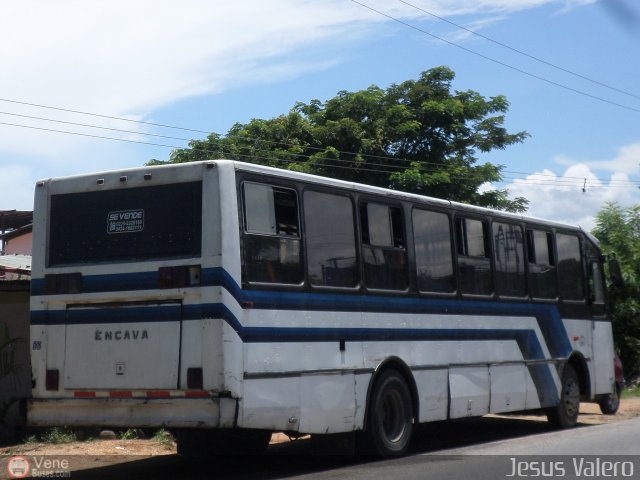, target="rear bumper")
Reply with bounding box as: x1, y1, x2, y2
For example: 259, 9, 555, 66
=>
27, 396, 236, 428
